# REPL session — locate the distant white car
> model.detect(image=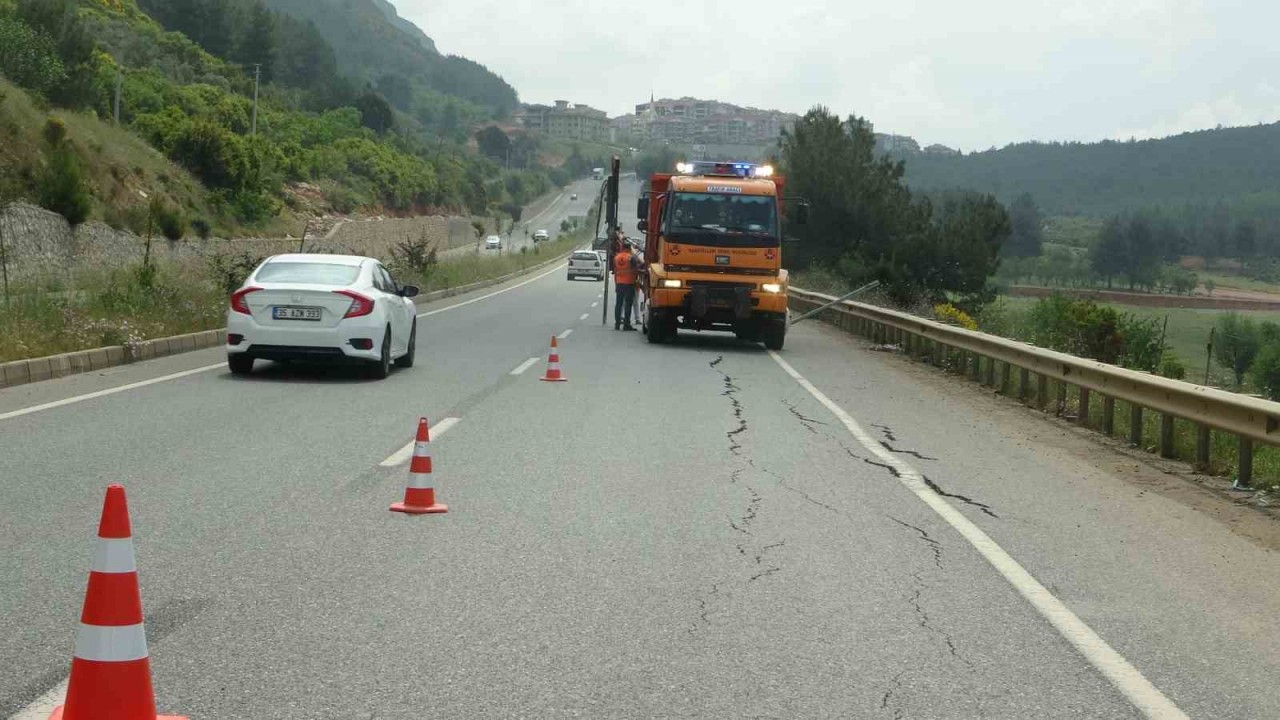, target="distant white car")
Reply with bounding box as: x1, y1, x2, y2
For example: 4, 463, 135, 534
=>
225, 254, 419, 379
571, 193, 579, 201
533, 229, 550, 242
567, 251, 605, 281
485, 235, 502, 250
